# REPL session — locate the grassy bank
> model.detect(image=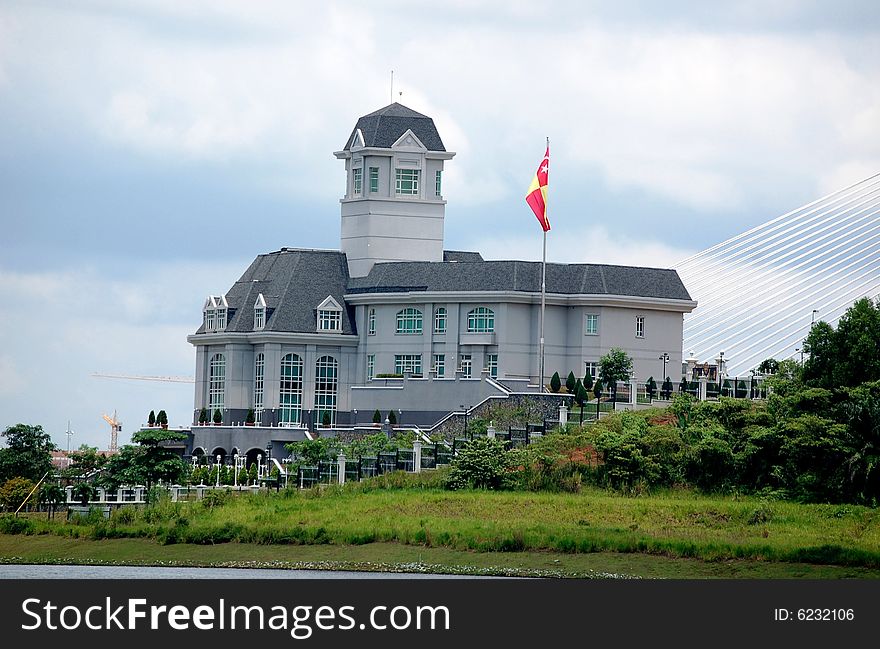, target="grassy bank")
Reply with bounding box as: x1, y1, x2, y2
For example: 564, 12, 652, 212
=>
3, 483, 880, 577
